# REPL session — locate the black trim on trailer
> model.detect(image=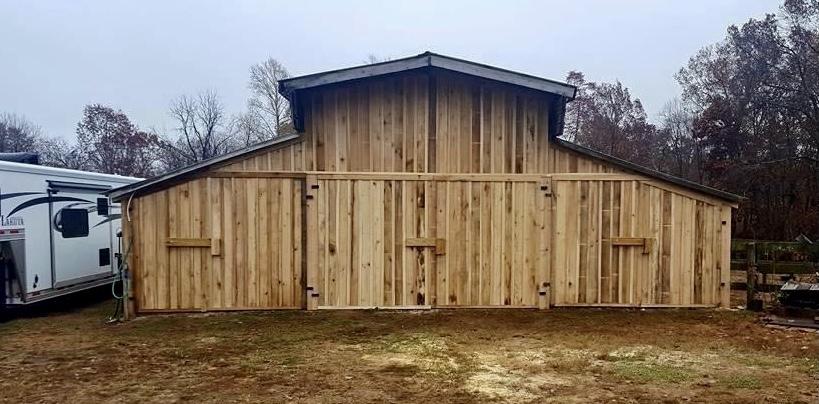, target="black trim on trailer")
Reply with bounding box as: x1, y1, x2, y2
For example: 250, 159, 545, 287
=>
47, 180, 112, 193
